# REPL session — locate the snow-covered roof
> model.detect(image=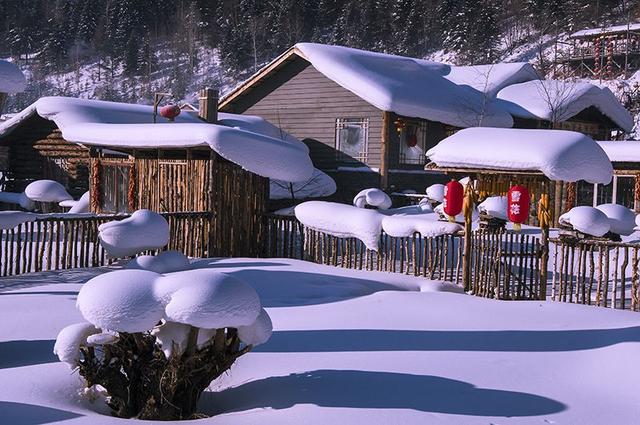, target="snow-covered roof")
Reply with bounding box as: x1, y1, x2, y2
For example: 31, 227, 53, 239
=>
596, 140, 640, 163
0, 60, 26, 94
444, 63, 540, 97
0, 97, 313, 182
294, 43, 514, 128
497, 80, 634, 132
426, 128, 613, 184
570, 23, 640, 38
